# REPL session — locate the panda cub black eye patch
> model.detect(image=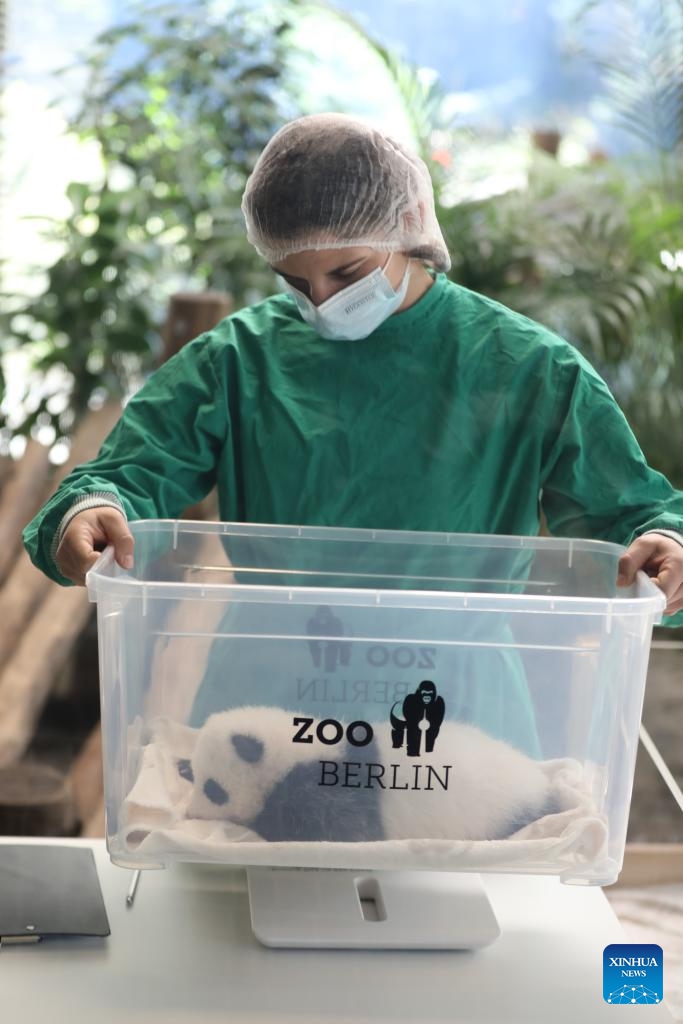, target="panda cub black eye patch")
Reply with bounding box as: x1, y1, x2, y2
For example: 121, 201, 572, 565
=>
231, 734, 264, 763
203, 778, 229, 806
177, 758, 194, 783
